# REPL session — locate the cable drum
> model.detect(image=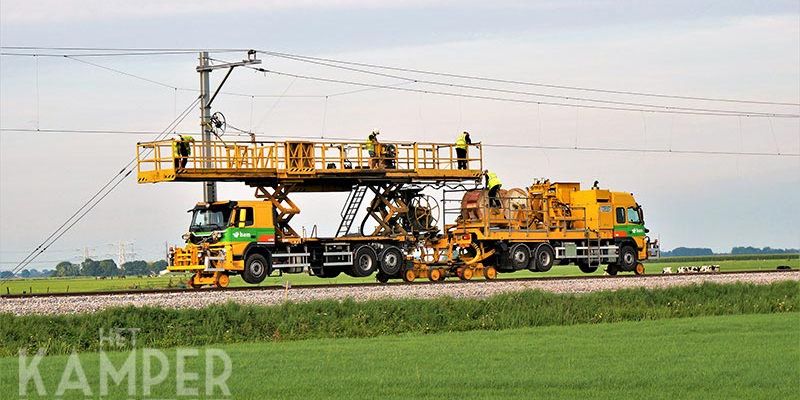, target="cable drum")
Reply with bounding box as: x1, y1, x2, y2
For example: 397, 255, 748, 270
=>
407, 194, 439, 232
